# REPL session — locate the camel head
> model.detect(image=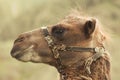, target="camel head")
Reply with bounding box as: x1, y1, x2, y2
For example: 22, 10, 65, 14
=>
10, 14, 105, 67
